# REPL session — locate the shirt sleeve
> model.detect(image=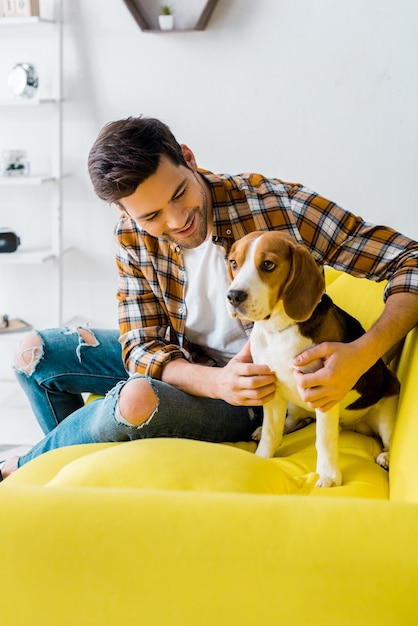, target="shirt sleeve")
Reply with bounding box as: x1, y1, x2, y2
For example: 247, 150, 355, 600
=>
116, 221, 191, 379
288, 184, 418, 300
